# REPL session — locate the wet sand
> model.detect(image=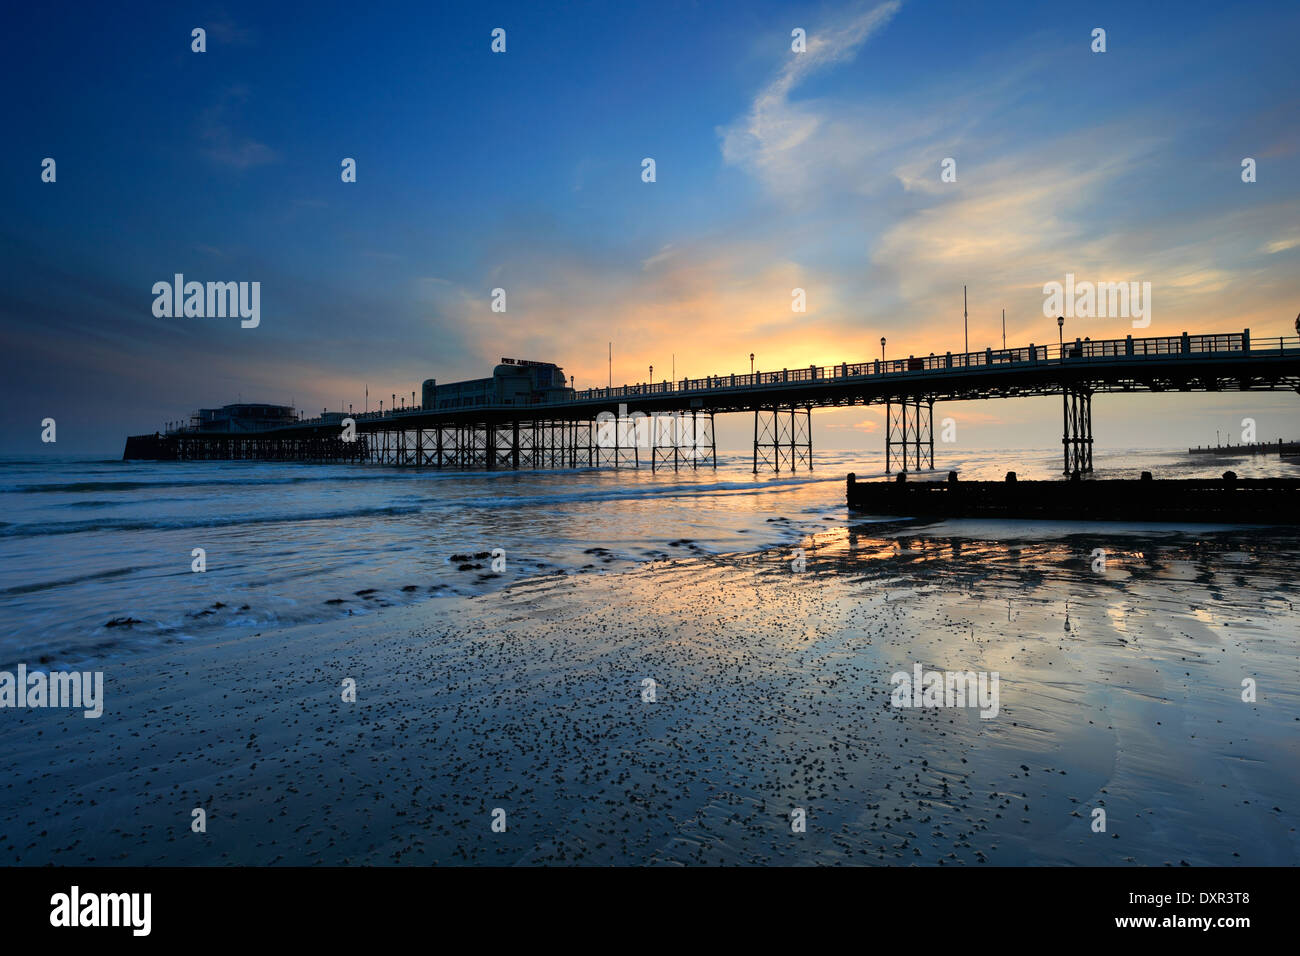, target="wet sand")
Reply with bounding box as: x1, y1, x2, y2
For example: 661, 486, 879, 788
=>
2, 521, 1297, 865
